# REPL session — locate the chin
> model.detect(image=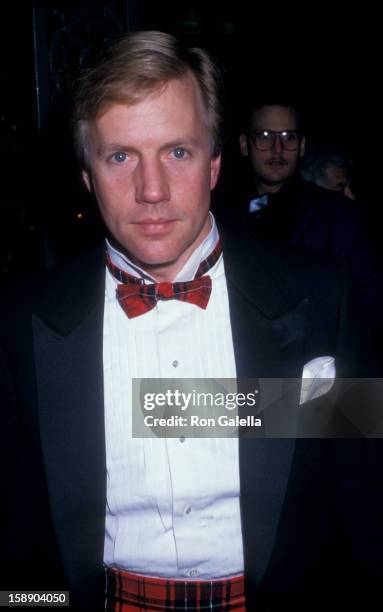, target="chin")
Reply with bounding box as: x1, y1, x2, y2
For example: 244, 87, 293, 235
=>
265, 172, 292, 185
116, 236, 175, 262
133, 248, 181, 268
